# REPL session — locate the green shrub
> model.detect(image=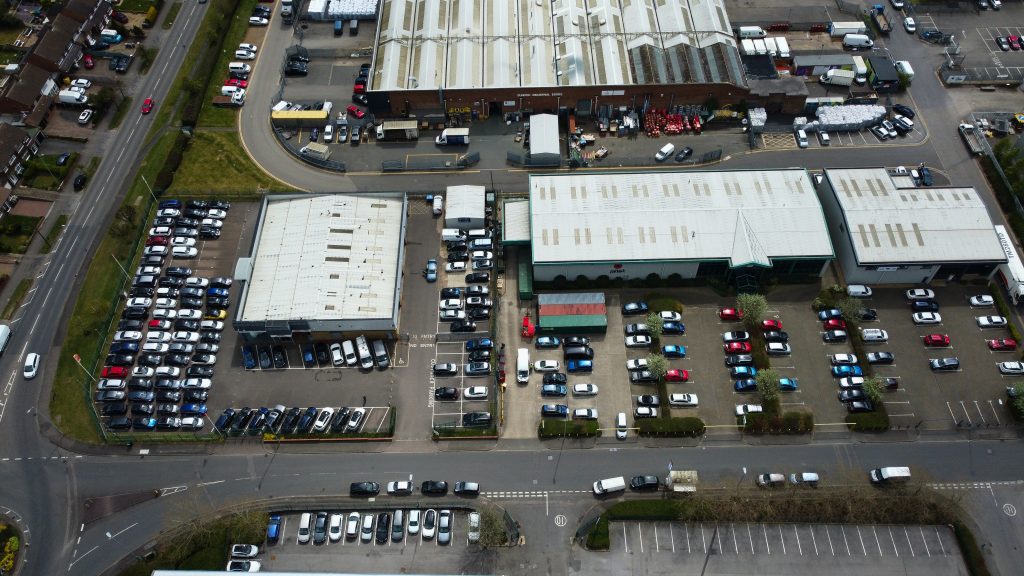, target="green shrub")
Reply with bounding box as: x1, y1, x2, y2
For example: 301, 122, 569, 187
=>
989, 283, 1023, 347
586, 516, 609, 550
537, 420, 600, 438
637, 417, 705, 437
845, 403, 890, 431
644, 293, 683, 315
